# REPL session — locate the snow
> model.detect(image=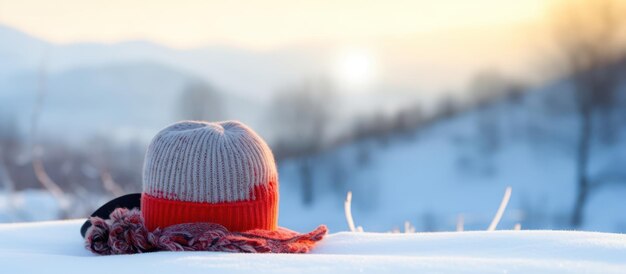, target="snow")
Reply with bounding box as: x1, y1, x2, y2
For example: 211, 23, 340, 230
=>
0, 190, 61, 222
276, 83, 626, 234
0, 220, 625, 274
